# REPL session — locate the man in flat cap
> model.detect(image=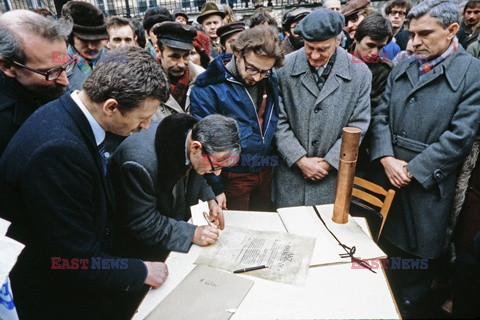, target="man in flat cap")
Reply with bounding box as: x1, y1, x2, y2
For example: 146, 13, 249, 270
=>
341, 0, 373, 49
142, 6, 174, 58
216, 21, 245, 54
174, 9, 189, 25
61, 1, 109, 90
274, 9, 371, 208
281, 7, 311, 55
153, 21, 205, 118
197, 2, 225, 58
